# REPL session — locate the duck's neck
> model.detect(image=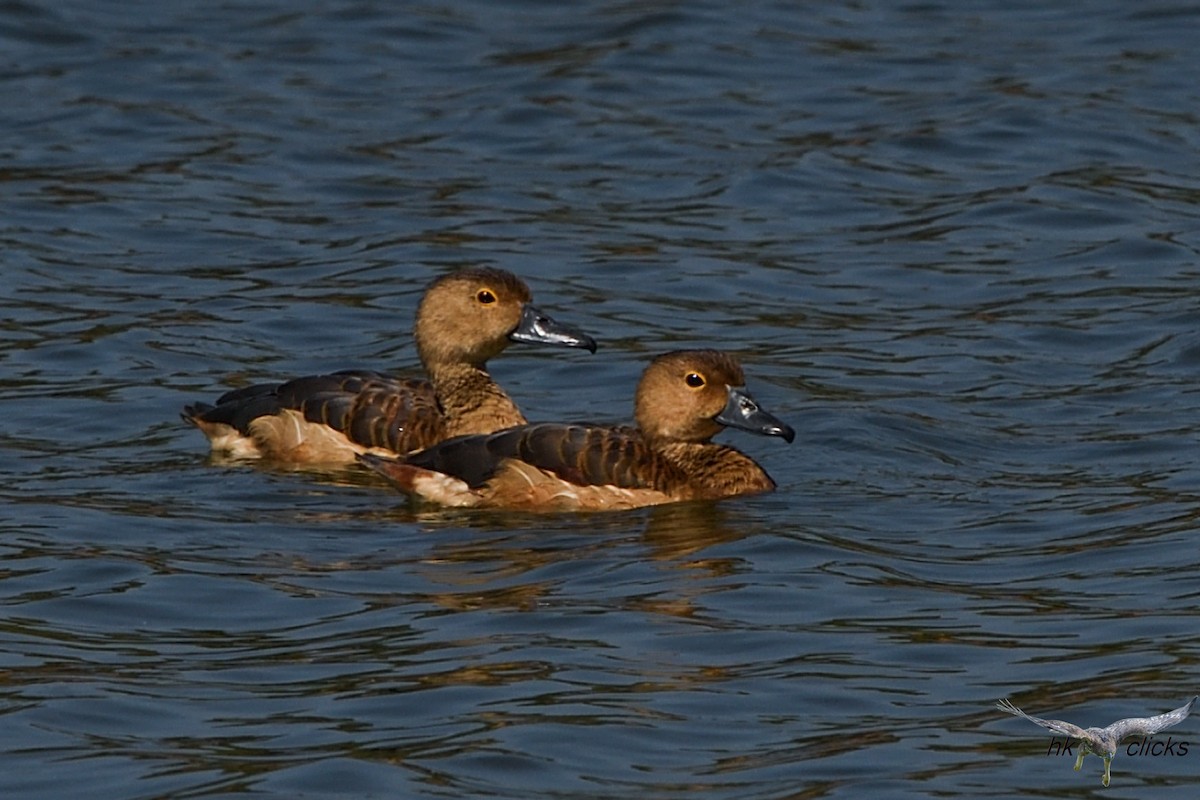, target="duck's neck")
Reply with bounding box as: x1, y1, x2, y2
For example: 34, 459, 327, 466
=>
429, 363, 527, 437
654, 440, 776, 499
